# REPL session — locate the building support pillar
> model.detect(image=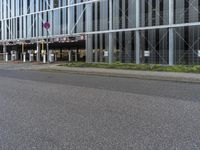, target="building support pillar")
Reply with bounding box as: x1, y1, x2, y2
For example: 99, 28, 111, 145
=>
94, 34, 99, 63
36, 42, 41, 62
86, 35, 93, 63
136, 31, 140, 64
94, 2, 98, 63
3, 44, 7, 61
68, 50, 72, 62
85, 2, 93, 63
169, 0, 174, 66
109, 33, 113, 64
169, 28, 174, 66
68, 0, 72, 35
20, 43, 24, 61
109, 0, 113, 64
135, 0, 140, 64
75, 49, 78, 62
